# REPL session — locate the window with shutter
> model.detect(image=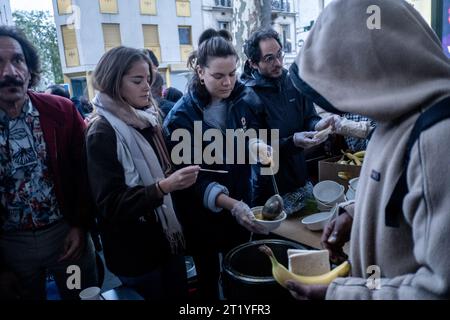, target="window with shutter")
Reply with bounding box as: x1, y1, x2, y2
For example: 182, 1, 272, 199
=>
140, 0, 157, 15
57, 0, 73, 15
102, 23, 122, 52
99, 0, 118, 14
143, 25, 161, 62
176, 0, 190, 17
61, 25, 80, 67
178, 26, 192, 61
